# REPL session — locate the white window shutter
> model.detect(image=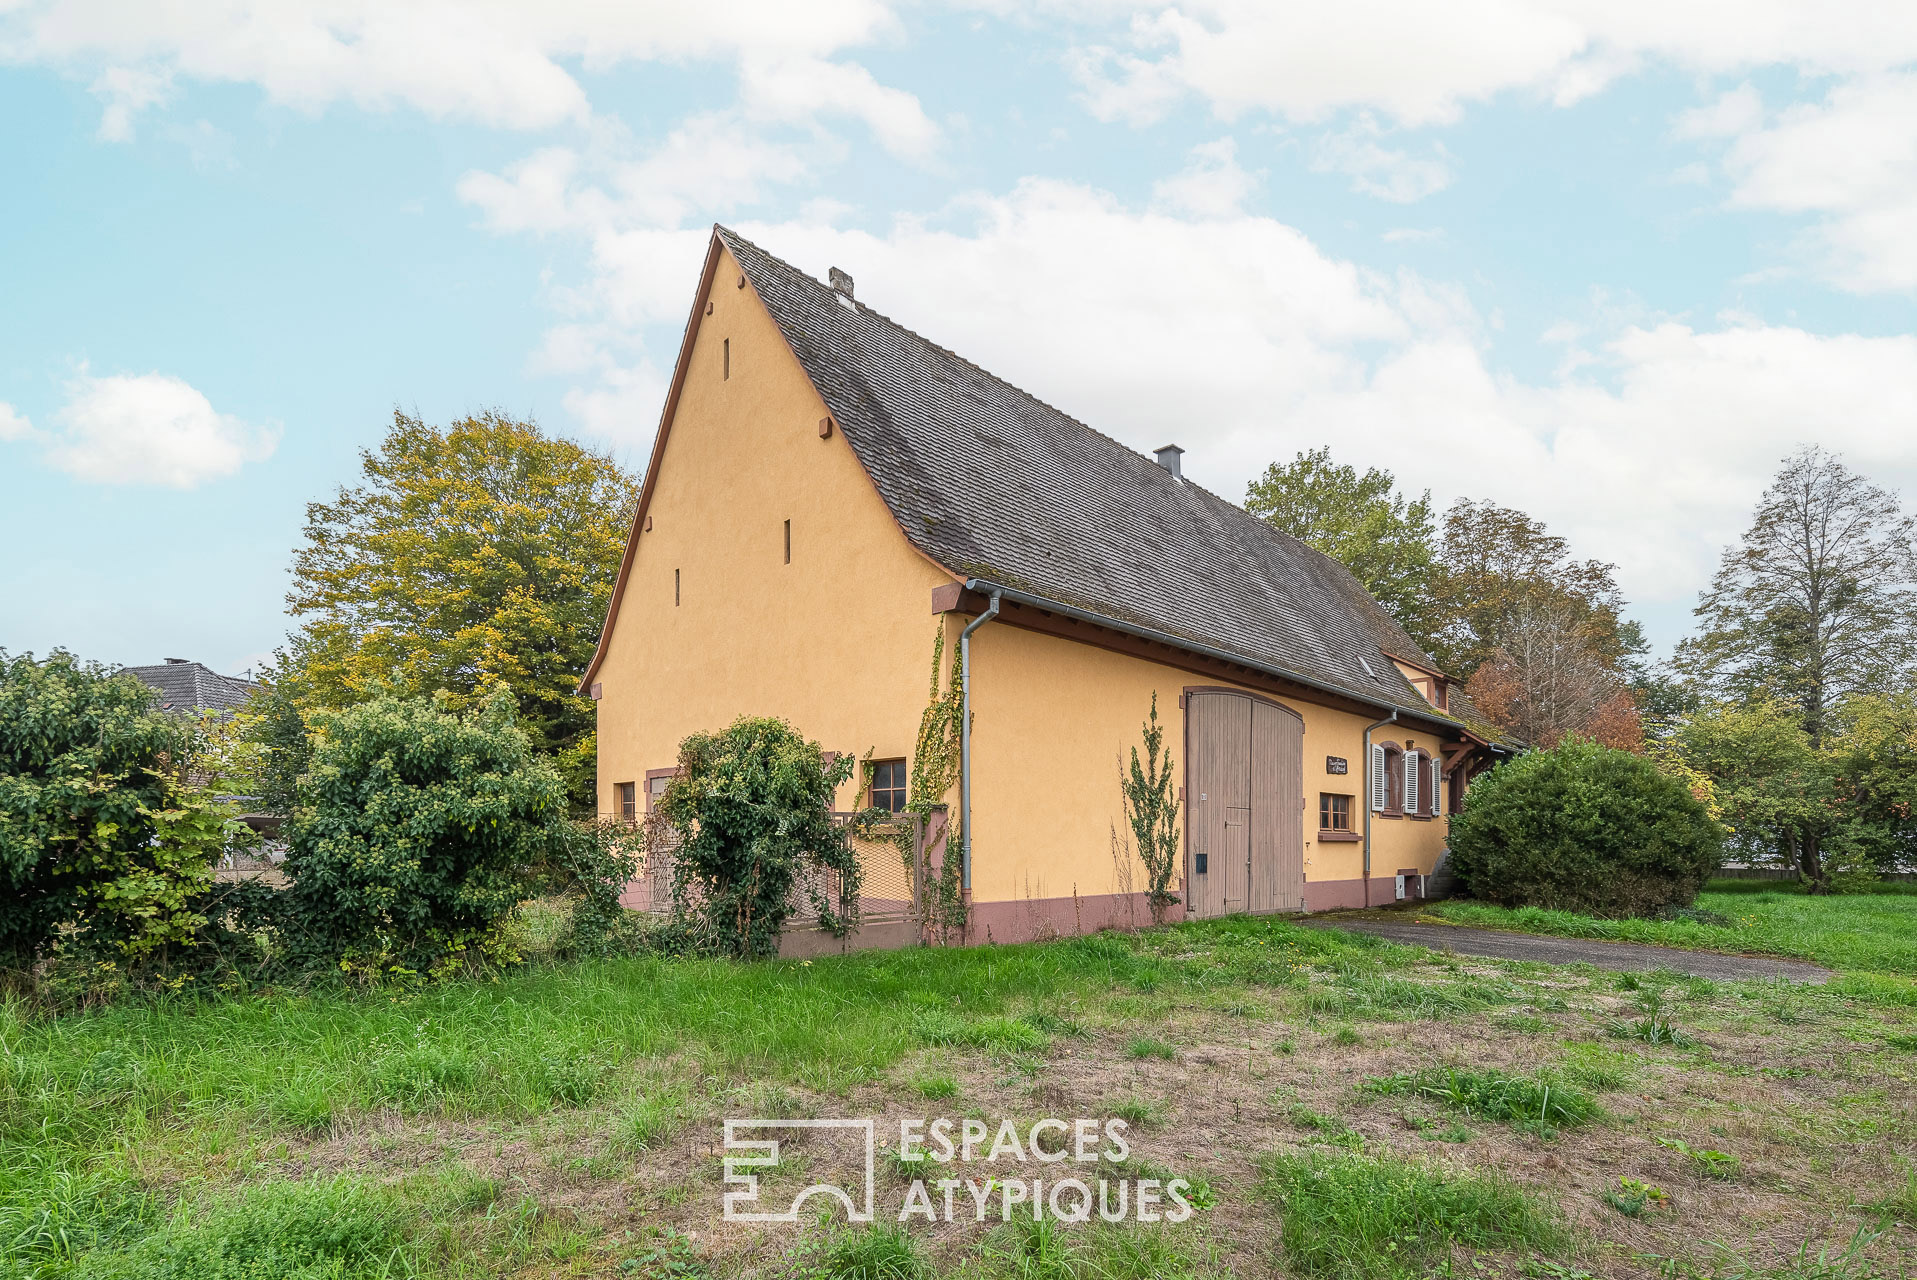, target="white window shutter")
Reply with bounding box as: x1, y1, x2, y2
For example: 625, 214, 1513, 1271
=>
1404, 751, 1419, 813
1370, 744, 1387, 811
1431, 756, 1444, 815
